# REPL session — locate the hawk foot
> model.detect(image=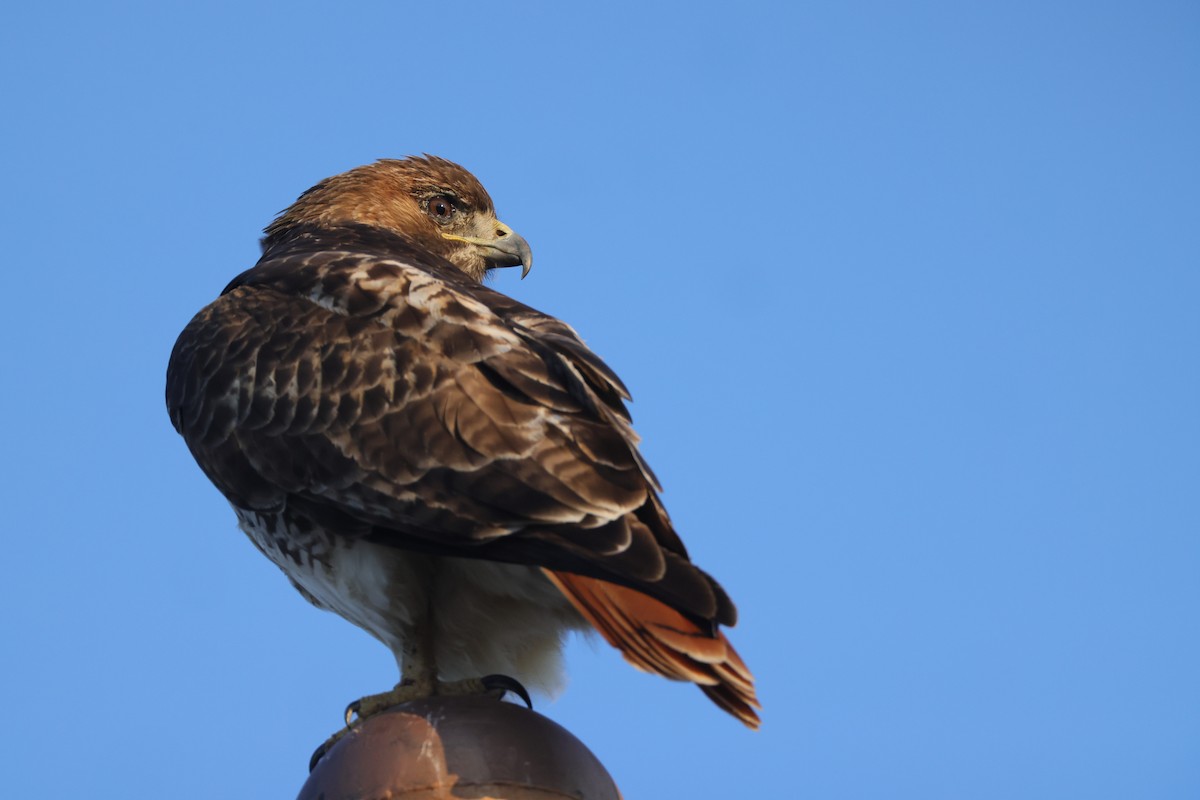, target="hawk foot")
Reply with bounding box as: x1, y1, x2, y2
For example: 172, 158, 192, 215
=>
309, 674, 532, 772
344, 674, 531, 725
